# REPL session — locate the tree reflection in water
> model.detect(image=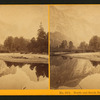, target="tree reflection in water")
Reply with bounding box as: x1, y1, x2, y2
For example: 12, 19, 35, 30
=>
5, 61, 48, 81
